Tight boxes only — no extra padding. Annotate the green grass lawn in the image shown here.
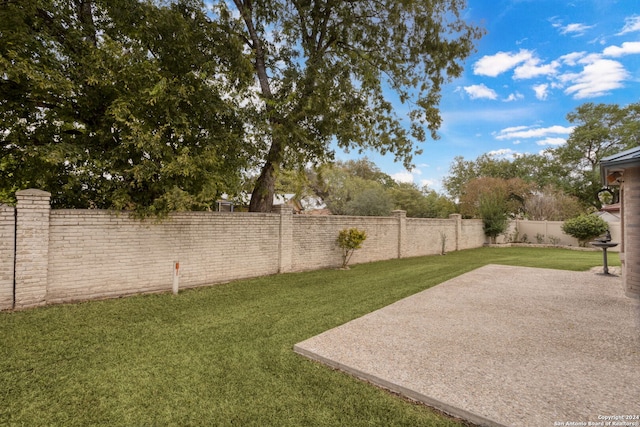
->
[0,247,619,426]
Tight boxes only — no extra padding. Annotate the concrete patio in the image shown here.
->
[294,265,640,427]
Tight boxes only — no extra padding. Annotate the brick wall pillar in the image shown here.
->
[273,205,293,273]
[393,210,406,259]
[622,166,640,299]
[14,189,51,309]
[0,204,15,310]
[449,214,462,251]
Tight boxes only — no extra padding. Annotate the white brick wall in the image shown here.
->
[460,219,486,249]
[4,191,488,309]
[291,215,401,271]
[512,219,621,249]
[406,218,457,257]
[14,189,50,309]
[46,210,281,304]
[0,204,15,310]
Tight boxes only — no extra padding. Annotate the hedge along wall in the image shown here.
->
[4,189,486,310]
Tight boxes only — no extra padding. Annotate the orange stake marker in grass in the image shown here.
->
[173,261,180,295]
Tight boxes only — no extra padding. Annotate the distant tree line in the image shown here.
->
[274,102,639,221]
[444,102,640,221]
[272,158,456,218]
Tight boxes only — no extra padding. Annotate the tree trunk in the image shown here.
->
[233,0,283,212]
[76,0,97,46]
[249,161,276,212]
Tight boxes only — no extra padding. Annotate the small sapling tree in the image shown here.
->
[337,228,367,269]
[561,214,609,246]
[479,193,509,244]
[439,230,447,255]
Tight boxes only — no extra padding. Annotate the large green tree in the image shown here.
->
[389,182,456,218]
[523,185,583,221]
[444,153,565,201]
[1,0,251,214]
[459,177,532,219]
[293,159,456,217]
[305,160,394,215]
[217,0,484,212]
[550,102,640,209]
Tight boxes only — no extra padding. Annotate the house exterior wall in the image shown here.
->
[621,166,640,298]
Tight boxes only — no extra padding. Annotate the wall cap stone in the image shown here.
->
[16,189,51,198]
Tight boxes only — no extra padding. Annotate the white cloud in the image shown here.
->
[473,49,533,77]
[420,179,436,189]
[532,83,549,100]
[617,15,640,35]
[503,92,524,102]
[498,125,530,134]
[536,137,566,146]
[579,52,604,64]
[473,50,559,80]
[514,58,560,79]
[442,107,540,125]
[589,35,608,46]
[495,125,574,140]
[463,84,498,100]
[559,52,587,66]
[487,148,519,159]
[557,23,595,36]
[603,41,640,57]
[563,59,629,99]
[392,171,414,184]
[392,168,427,186]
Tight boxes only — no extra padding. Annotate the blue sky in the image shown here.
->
[336,0,640,194]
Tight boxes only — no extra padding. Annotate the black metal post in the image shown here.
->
[602,247,609,275]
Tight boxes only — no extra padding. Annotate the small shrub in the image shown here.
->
[548,235,561,245]
[506,227,520,243]
[561,214,609,246]
[535,233,545,244]
[439,231,447,255]
[337,228,367,269]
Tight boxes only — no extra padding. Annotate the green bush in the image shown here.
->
[479,193,508,243]
[336,228,367,268]
[561,214,609,246]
